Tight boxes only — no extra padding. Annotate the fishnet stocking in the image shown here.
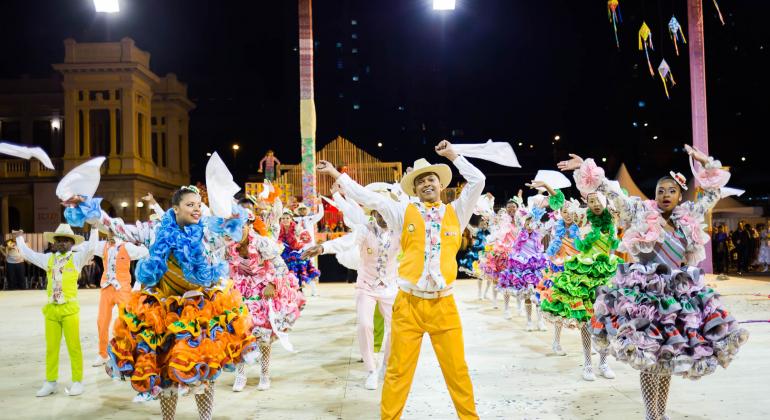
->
[525,301,532,323]
[160,393,178,420]
[194,385,214,420]
[260,343,272,377]
[491,286,498,303]
[477,278,483,299]
[656,374,671,419]
[553,324,563,347]
[483,279,492,299]
[640,372,660,420]
[503,292,510,312]
[580,325,593,372]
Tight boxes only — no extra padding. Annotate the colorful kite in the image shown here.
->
[638,22,655,76]
[668,16,687,56]
[607,0,621,48]
[658,59,676,99]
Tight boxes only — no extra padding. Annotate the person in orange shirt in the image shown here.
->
[91,233,149,367]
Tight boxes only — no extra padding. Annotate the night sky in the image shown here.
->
[1,0,767,204]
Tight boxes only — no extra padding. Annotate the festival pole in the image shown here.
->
[299,0,317,205]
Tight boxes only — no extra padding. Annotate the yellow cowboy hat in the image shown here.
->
[44,224,85,245]
[399,158,452,197]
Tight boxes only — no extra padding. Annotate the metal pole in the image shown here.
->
[688,0,713,273]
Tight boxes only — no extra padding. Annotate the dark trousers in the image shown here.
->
[737,248,750,272]
[5,263,25,289]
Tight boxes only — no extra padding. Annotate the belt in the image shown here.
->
[399,286,453,300]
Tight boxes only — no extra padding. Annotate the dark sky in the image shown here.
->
[1,0,768,203]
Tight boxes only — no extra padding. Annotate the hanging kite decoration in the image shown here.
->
[638,22,655,77]
[657,59,676,99]
[668,15,687,56]
[607,0,621,48]
[712,0,725,26]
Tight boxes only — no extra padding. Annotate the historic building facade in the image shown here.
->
[0,37,194,233]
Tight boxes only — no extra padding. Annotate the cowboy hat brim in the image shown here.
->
[44,232,85,245]
[400,164,452,197]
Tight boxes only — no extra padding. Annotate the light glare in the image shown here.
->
[93,0,120,13]
[433,0,456,11]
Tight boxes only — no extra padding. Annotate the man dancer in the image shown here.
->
[14,224,98,397]
[317,140,484,419]
[91,233,149,367]
[303,185,400,391]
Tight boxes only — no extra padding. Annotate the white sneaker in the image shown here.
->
[503,309,512,320]
[132,392,153,403]
[598,363,616,379]
[364,371,378,390]
[66,381,84,396]
[526,321,535,332]
[537,319,547,331]
[92,355,108,367]
[232,372,247,392]
[35,381,57,397]
[257,375,271,391]
[552,343,567,356]
[582,367,596,381]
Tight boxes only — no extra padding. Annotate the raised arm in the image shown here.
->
[72,227,100,272]
[13,231,49,270]
[685,144,730,217]
[449,155,486,231]
[318,161,405,231]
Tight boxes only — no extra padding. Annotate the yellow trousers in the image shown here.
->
[381,291,478,420]
[42,302,82,382]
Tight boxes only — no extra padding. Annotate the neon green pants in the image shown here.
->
[42,302,83,382]
[373,302,384,353]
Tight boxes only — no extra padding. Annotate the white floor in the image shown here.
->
[0,276,768,419]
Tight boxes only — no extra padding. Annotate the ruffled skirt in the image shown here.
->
[590,263,749,379]
[497,255,547,298]
[541,253,620,328]
[282,248,320,286]
[106,282,258,398]
[232,268,305,344]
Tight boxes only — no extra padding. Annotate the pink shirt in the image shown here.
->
[323,223,400,297]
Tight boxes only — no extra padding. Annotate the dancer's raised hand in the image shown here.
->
[317,160,342,179]
[557,154,584,172]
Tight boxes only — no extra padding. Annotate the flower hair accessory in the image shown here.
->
[669,171,688,191]
[180,185,200,194]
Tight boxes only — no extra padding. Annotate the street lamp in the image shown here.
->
[51,118,61,130]
[232,143,240,164]
[554,135,561,141]
[377,142,383,148]
[433,0,456,10]
[120,201,129,208]
[93,0,120,13]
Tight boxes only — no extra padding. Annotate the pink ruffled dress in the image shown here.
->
[587,157,749,379]
[228,230,306,344]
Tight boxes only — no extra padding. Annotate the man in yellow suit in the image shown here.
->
[317,140,484,419]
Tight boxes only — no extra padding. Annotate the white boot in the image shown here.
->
[517,297,525,316]
[504,309,512,320]
[552,343,567,356]
[364,370,378,390]
[598,363,616,379]
[582,366,596,381]
[232,364,247,392]
[92,354,108,367]
[257,375,271,391]
[66,381,84,396]
[526,321,535,332]
[35,381,57,397]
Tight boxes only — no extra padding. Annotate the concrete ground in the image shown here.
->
[0,275,768,419]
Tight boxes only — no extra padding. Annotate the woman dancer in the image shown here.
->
[562,146,749,419]
[229,198,305,392]
[279,210,320,292]
[497,202,548,330]
[70,186,258,419]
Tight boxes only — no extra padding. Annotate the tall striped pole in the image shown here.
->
[688,0,712,273]
[299,0,317,204]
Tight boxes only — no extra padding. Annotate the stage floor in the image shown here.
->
[1,276,768,419]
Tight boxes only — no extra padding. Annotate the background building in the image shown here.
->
[0,37,194,233]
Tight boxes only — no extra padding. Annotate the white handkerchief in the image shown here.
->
[453,140,521,167]
[205,152,240,218]
[720,186,745,198]
[0,142,55,169]
[56,157,106,200]
[534,170,571,190]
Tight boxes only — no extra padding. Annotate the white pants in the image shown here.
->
[355,289,395,372]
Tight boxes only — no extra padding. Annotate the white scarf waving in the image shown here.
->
[452,140,521,168]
